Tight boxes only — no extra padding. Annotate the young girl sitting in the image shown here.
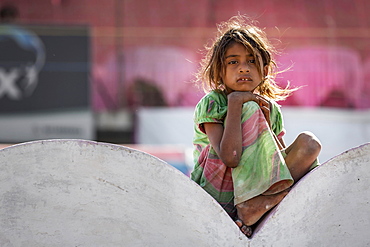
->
[191,15,321,238]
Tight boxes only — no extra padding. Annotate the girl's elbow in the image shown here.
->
[225,162,239,168]
[221,155,240,168]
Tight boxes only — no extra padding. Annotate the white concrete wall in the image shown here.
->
[1,140,369,246]
[0,140,248,247]
[252,143,370,246]
[282,107,370,163]
[137,107,370,163]
[0,110,94,142]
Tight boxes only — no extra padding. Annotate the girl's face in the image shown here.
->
[221,42,266,94]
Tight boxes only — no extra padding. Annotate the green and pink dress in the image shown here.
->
[191,90,294,218]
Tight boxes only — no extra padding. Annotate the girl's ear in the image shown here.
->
[219,66,225,82]
[263,65,269,77]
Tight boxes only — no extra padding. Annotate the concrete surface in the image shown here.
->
[0,139,247,247]
[252,142,370,246]
[1,140,369,246]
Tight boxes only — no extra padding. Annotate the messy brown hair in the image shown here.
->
[196,15,296,101]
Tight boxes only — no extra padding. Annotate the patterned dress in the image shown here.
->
[191,90,294,218]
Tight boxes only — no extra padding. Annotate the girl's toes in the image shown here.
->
[235,219,253,238]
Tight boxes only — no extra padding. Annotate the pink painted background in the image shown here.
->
[5,0,369,110]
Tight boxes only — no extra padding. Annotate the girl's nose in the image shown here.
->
[239,64,250,73]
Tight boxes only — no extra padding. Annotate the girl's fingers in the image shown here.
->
[260,106,270,118]
[260,105,271,127]
[254,95,271,126]
[256,96,268,106]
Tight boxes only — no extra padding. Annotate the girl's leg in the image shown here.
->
[236,189,289,227]
[284,131,322,181]
[233,102,294,237]
[233,101,293,203]
[236,132,321,236]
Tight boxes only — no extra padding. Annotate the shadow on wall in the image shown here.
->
[127,78,167,108]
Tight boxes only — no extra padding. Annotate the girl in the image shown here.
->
[191,15,321,238]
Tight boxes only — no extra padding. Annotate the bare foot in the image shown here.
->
[262,180,292,196]
[235,219,253,238]
[236,190,289,226]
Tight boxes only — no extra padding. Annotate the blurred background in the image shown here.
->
[0,0,369,175]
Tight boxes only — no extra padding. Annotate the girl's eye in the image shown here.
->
[248,59,255,63]
[228,60,238,65]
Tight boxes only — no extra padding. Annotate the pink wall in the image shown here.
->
[2,0,369,110]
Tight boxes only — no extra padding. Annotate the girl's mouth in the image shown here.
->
[237,77,252,82]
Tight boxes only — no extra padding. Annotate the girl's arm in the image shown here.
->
[258,95,286,150]
[204,92,258,168]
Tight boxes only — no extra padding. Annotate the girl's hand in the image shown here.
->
[227,92,271,126]
[256,95,271,127]
[256,95,285,150]
[227,91,258,105]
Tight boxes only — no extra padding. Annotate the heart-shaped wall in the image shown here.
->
[0,140,369,246]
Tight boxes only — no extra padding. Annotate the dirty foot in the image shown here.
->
[235,219,253,238]
[262,180,292,195]
[236,190,289,226]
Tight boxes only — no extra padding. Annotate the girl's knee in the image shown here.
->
[297,131,322,156]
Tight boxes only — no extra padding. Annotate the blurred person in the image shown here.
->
[191,15,321,238]
[127,78,167,108]
[0,3,18,23]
